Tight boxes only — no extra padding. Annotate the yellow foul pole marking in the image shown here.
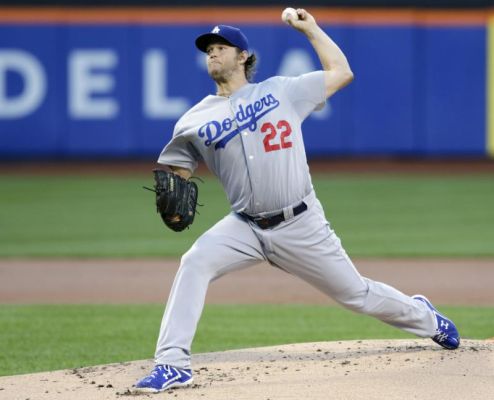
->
[488,15,494,157]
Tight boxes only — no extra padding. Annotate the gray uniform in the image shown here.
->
[155,71,435,369]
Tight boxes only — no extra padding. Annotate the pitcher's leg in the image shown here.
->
[266,201,436,338]
[155,213,264,369]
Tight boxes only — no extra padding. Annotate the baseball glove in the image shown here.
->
[146,169,199,232]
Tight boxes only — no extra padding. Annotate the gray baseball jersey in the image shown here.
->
[153,72,437,370]
[158,71,325,216]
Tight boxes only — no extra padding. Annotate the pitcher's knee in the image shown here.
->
[179,246,220,280]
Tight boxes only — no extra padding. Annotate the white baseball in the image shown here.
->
[281,7,298,24]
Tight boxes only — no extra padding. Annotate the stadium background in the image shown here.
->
[1,0,494,384]
[0,1,493,158]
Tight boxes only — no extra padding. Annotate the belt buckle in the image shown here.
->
[254,216,271,229]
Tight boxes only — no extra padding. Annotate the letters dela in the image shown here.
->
[0,49,189,120]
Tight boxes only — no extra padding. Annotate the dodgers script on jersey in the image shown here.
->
[158,71,326,215]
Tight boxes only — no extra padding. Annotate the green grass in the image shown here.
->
[0,174,493,258]
[317,175,494,257]
[0,175,230,258]
[1,304,493,376]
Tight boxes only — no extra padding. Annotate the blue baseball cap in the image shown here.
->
[195,25,249,53]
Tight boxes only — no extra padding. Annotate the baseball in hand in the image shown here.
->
[281,7,298,24]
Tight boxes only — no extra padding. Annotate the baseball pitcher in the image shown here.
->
[134,8,460,393]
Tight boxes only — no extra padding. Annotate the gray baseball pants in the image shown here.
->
[154,190,436,369]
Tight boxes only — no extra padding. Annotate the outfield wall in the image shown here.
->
[0,7,492,158]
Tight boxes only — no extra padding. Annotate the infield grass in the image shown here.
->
[0,174,493,258]
[1,304,493,376]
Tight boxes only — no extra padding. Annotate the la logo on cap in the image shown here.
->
[212,26,220,33]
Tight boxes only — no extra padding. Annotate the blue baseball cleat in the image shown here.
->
[413,294,460,350]
[134,364,193,393]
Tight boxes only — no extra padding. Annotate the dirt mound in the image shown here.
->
[1,339,492,400]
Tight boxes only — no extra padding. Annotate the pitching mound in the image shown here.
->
[1,339,492,400]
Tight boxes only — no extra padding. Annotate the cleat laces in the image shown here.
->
[162,365,176,379]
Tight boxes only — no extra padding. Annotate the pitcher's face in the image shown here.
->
[206,43,245,82]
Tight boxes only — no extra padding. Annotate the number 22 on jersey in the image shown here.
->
[261,120,292,152]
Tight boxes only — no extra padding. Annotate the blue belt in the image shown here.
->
[239,202,308,230]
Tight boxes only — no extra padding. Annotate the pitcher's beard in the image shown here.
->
[211,72,228,84]
[208,63,241,84]
[209,69,231,84]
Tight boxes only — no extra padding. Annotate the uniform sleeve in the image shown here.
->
[157,123,200,173]
[278,71,326,121]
